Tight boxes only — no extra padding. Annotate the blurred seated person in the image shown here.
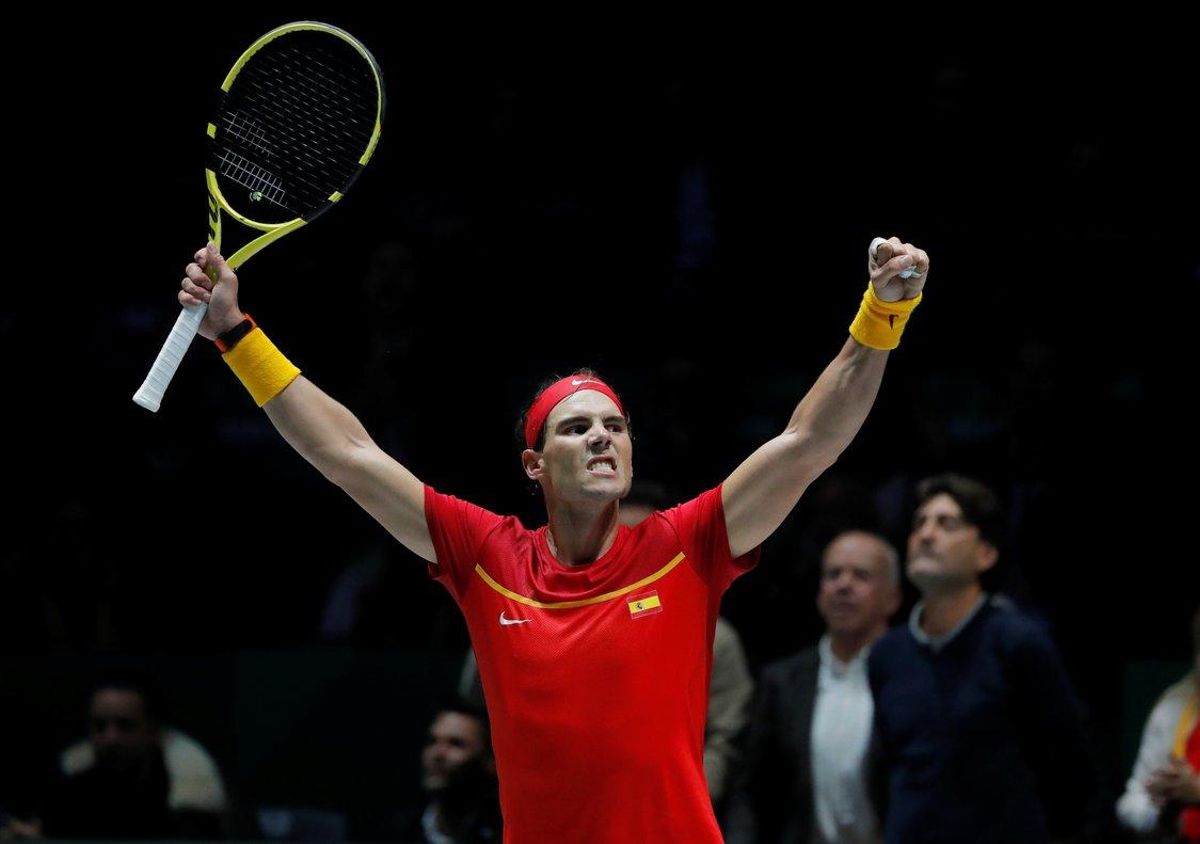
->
[2,668,226,839]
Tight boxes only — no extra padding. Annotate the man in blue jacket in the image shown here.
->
[868,473,1092,843]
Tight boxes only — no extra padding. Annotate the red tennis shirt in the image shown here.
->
[425,484,759,842]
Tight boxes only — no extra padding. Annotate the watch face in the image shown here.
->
[217,317,254,351]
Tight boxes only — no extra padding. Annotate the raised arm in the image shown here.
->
[722,237,927,558]
[182,244,435,562]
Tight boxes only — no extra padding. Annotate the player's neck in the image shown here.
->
[545,502,619,566]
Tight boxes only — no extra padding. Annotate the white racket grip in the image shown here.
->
[869,236,922,279]
[132,303,208,412]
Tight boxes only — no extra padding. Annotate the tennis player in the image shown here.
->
[178,235,928,842]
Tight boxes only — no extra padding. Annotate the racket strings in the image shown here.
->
[213,33,378,219]
[223,111,271,155]
[216,144,289,209]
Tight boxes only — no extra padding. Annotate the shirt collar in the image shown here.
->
[908,593,987,652]
[818,632,872,677]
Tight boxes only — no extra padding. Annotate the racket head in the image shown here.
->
[208,22,385,231]
[131,22,385,413]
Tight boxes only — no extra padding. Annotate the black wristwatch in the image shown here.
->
[214,314,256,353]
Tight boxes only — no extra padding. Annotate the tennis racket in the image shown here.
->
[133,21,385,412]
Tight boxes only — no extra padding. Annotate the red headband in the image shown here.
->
[524,376,625,448]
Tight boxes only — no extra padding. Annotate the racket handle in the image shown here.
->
[132,304,208,412]
[869,236,923,279]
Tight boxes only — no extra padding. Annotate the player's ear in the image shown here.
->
[522,449,544,482]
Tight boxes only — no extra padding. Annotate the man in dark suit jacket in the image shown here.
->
[727,530,900,844]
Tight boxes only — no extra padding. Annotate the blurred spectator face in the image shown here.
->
[907,493,997,593]
[817,532,899,637]
[422,712,490,794]
[89,688,159,770]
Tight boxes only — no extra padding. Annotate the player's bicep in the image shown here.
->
[722,430,828,557]
[336,444,435,562]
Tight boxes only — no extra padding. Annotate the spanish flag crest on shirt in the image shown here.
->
[628,590,662,618]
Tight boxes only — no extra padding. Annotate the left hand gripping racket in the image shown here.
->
[133,21,385,412]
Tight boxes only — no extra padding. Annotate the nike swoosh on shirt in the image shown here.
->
[499,611,532,626]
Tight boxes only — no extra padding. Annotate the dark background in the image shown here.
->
[2,13,1193,838]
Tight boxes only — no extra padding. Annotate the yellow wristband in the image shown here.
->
[221,326,301,406]
[848,284,923,350]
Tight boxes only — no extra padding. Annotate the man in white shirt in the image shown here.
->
[727,530,900,844]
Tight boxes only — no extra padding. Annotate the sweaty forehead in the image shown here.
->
[545,390,622,427]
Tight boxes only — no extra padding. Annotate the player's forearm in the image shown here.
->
[721,339,889,556]
[216,321,380,481]
[264,376,376,479]
[264,374,432,560]
[782,337,888,464]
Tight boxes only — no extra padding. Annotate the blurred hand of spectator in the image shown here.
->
[1147,756,1200,806]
